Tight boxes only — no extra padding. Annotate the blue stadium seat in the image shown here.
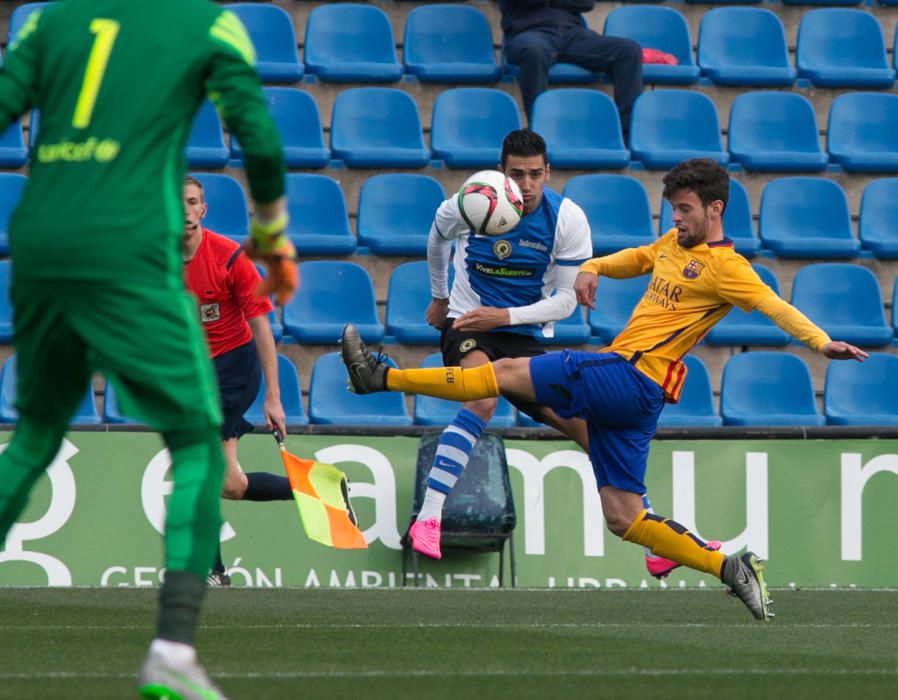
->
[0,355,100,425]
[541,306,592,346]
[309,352,411,426]
[0,173,27,255]
[283,173,356,256]
[727,92,827,172]
[604,6,700,85]
[102,382,140,425]
[827,92,898,173]
[720,352,824,427]
[6,2,47,45]
[230,88,328,168]
[563,175,654,255]
[190,173,248,243]
[587,275,650,344]
[304,4,402,83]
[357,174,444,256]
[629,90,728,170]
[330,88,430,168]
[659,178,760,258]
[824,353,898,426]
[0,260,11,342]
[244,354,308,427]
[283,262,383,344]
[414,353,516,427]
[530,90,629,169]
[790,263,892,346]
[0,120,28,168]
[859,178,898,259]
[226,3,303,82]
[385,261,446,345]
[503,37,597,85]
[697,8,796,87]
[186,100,228,168]
[267,309,283,344]
[403,5,500,83]
[894,281,898,338]
[758,177,860,258]
[430,89,521,168]
[796,9,895,88]
[657,355,723,428]
[704,264,790,346]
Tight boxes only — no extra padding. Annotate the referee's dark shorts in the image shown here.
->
[213,340,261,441]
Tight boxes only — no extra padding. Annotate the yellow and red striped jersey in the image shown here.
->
[580,229,830,402]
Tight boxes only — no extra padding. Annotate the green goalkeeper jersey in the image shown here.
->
[0,0,285,285]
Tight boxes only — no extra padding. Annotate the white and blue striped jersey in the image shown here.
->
[431,187,592,338]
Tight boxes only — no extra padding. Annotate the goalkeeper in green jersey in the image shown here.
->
[0,1,297,698]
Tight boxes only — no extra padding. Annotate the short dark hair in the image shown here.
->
[661,159,728,210]
[500,129,547,167]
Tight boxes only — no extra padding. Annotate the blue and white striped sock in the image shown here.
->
[417,409,487,522]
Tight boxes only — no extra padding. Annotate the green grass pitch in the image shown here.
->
[0,588,896,699]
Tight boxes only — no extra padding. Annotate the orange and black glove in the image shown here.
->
[244,211,298,305]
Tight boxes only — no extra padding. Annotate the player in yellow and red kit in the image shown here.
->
[341,159,868,621]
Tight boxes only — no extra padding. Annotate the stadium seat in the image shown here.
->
[267,308,283,345]
[6,2,47,45]
[414,353,516,427]
[230,88,328,168]
[385,262,448,345]
[190,173,248,242]
[587,275,650,344]
[790,263,892,346]
[628,90,728,170]
[0,120,28,168]
[758,178,860,258]
[858,178,898,259]
[283,261,383,344]
[0,355,100,425]
[720,352,824,427]
[0,260,11,342]
[604,6,701,85]
[727,92,827,172]
[244,354,308,427]
[541,306,592,346]
[657,355,722,428]
[186,99,228,168]
[308,352,411,426]
[403,5,501,83]
[330,88,430,168]
[0,173,27,255]
[824,353,898,426]
[704,264,790,346]
[659,178,760,258]
[796,9,895,88]
[827,92,898,173]
[304,3,402,83]
[530,90,629,170]
[283,173,356,256]
[563,175,654,255]
[225,3,303,82]
[356,174,444,256]
[697,8,796,86]
[894,281,898,338]
[430,89,521,168]
[503,41,597,85]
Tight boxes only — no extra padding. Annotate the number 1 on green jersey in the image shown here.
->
[72,18,120,129]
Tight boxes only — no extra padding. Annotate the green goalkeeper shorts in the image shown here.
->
[10,278,221,433]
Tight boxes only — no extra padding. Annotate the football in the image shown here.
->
[457,170,524,236]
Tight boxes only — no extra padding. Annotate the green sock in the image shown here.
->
[156,570,206,645]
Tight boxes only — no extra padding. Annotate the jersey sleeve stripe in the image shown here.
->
[209,11,256,66]
[9,9,42,51]
[555,257,589,267]
[225,247,244,270]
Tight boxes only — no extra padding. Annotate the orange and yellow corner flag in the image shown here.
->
[279,448,367,549]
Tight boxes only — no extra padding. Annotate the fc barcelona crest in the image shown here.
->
[683,259,705,280]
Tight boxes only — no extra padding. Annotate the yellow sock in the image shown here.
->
[622,509,725,578]
[385,363,499,402]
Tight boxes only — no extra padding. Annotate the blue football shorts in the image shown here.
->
[529,350,665,494]
[213,340,261,441]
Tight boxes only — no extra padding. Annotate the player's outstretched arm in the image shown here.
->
[574,271,598,310]
[821,341,868,362]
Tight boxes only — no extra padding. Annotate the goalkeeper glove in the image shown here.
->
[245,211,299,305]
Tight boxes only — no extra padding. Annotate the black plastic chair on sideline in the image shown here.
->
[402,431,517,588]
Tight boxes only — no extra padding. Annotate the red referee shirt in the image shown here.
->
[184,228,273,358]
